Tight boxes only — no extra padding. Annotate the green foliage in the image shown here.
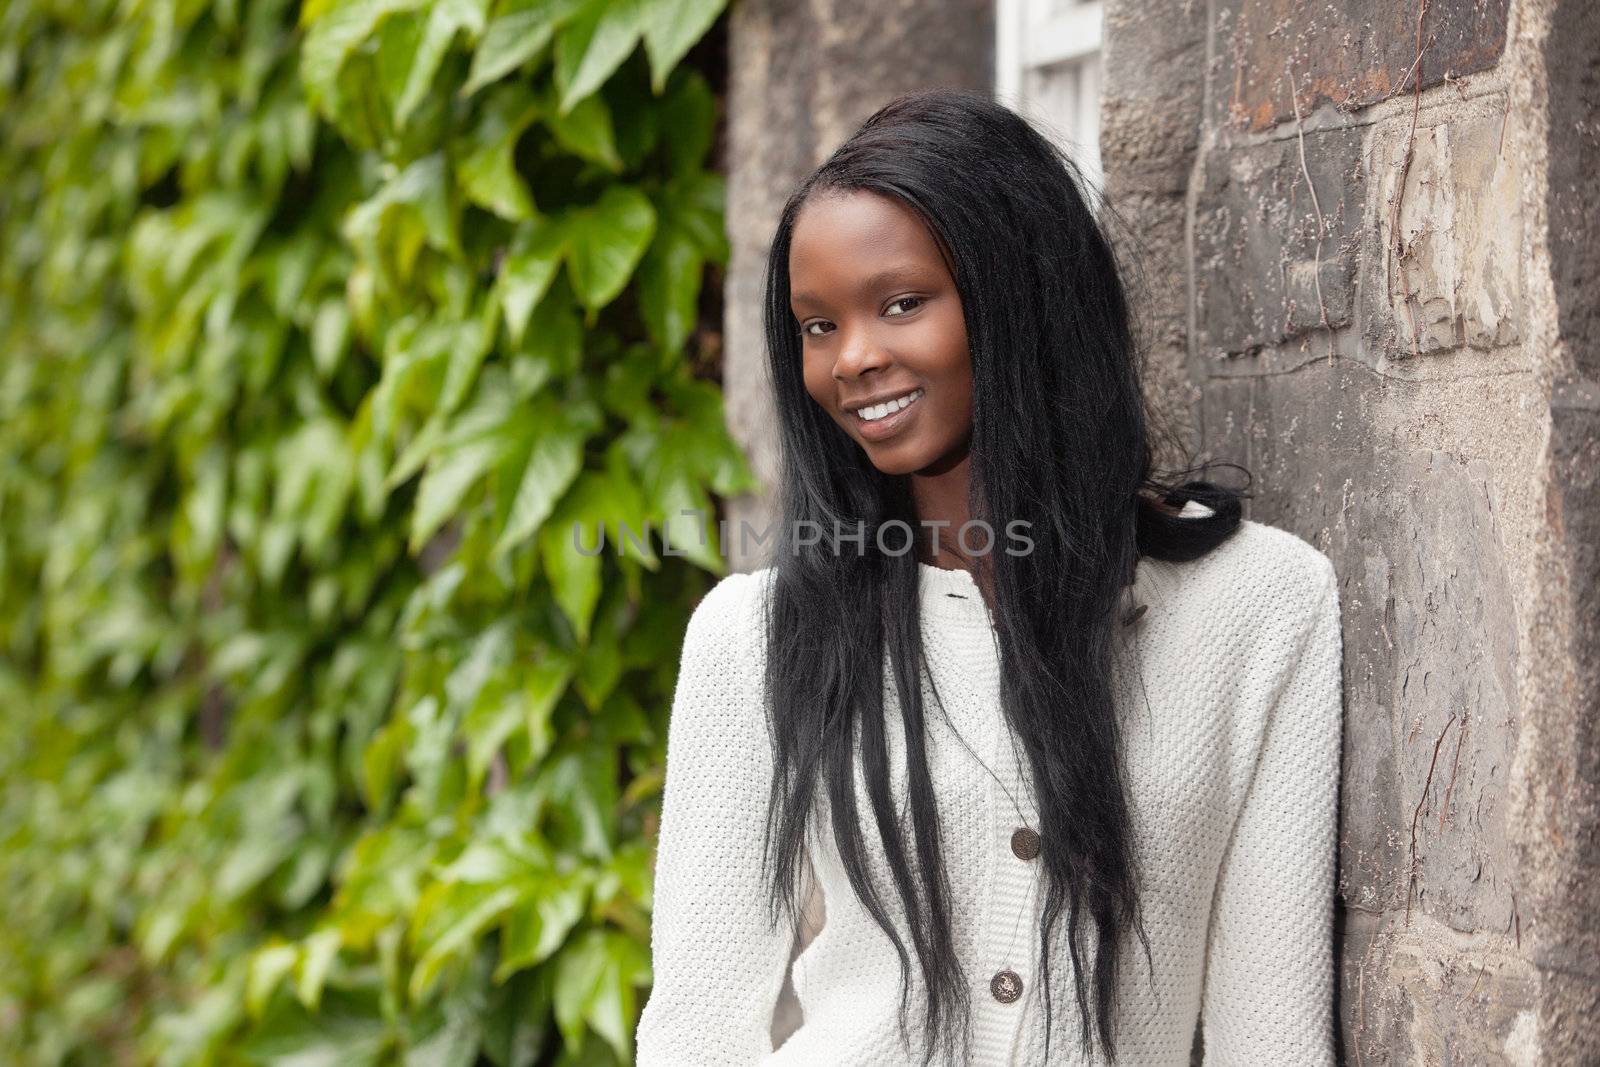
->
[0,0,751,1063]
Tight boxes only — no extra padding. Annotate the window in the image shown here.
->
[996,0,1105,205]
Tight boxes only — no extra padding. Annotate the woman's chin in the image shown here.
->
[857,440,937,477]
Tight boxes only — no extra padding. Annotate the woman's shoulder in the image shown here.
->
[1140,517,1339,643]
[679,566,776,661]
[1214,517,1337,595]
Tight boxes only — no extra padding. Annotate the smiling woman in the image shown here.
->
[789,191,974,484]
[636,88,1344,1067]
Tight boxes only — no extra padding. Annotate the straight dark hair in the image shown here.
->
[757,88,1248,1065]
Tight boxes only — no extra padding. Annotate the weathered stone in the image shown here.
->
[1101,0,1206,197]
[1546,0,1600,380]
[1210,0,1510,133]
[1387,924,1541,1066]
[1366,106,1525,360]
[1338,911,1417,1065]
[1102,0,1210,465]
[1201,361,1522,932]
[1194,128,1363,360]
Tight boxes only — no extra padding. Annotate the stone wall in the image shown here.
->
[1100,0,1599,1061]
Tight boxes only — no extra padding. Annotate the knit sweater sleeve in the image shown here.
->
[1199,557,1343,1065]
[635,570,797,1066]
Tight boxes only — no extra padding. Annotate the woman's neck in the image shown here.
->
[910,447,975,571]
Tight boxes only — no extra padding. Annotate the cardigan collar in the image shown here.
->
[914,498,1211,628]
[915,555,1169,630]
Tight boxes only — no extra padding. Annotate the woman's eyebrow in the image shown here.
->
[791,266,930,307]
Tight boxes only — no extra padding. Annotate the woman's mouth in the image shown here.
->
[849,387,924,441]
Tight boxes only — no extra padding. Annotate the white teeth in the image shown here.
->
[856,388,923,422]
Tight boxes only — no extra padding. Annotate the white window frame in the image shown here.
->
[996,0,1106,205]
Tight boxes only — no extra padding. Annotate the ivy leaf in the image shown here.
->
[497,217,567,344]
[301,0,427,119]
[532,747,617,860]
[242,987,392,1067]
[553,0,645,114]
[481,970,552,1067]
[408,881,523,1003]
[344,154,459,275]
[494,874,587,980]
[657,68,715,175]
[636,216,702,352]
[662,375,758,497]
[383,317,496,490]
[642,0,724,95]
[542,84,622,171]
[296,927,343,1011]
[461,0,582,96]
[493,404,588,560]
[551,928,650,1062]
[409,389,517,553]
[563,185,655,314]
[659,170,727,262]
[520,281,586,379]
[246,942,301,1020]
[458,86,542,220]
[650,442,721,573]
[537,452,653,643]
[394,0,492,128]
[463,656,571,785]
[311,297,353,380]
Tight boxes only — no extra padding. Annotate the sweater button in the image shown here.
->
[990,969,1023,1003]
[1010,826,1041,861]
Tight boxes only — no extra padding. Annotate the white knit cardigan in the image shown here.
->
[635,517,1344,1066]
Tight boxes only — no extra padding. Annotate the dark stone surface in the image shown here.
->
[1193,128,1364,361]
[1536,4,1600,1059]
[1538,386,1600,1062]
[1547,0,1600,380]
[1338,911,1418,1066]
[1102,0,1211,462]
[1101,0,1207,196]
[1200,360,1521,937]
[1211,0,1511,132]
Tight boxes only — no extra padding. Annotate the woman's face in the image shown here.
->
[788,189,974,477]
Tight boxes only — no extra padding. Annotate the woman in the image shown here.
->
[635,88,1343,1066]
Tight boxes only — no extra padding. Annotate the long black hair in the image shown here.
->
[757,87,1249,1065]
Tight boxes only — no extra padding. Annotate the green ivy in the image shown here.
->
[0,0,751,1063]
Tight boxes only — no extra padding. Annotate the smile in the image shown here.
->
[852,387,924,422]
[849,387,924,442]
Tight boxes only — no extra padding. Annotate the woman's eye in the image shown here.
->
[802,320,833,337]
[885,296,923,317]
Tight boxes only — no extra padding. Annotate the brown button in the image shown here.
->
[990,969,1023,1003]
[1010,826,1041,861]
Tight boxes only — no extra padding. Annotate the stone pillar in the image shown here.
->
[1100,0,1600,1061]
[721,0,994,1045]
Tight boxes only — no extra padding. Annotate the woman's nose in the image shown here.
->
[833,325,890,381]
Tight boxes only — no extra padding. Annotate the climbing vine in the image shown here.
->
[0,0,749,1063]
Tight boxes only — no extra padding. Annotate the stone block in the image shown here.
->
[1210,0,1510,133]
[1366,108,1524,360]
[1200,361,1521,933]
[1194,128,1363,361]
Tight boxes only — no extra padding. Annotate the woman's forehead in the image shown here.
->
[789,191,948,293]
